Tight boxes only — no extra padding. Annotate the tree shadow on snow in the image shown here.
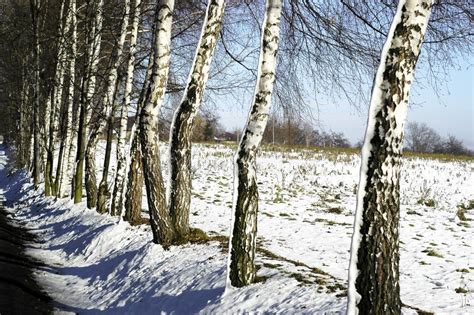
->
[54,286,225,314]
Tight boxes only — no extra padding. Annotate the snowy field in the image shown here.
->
[0,143,473,314]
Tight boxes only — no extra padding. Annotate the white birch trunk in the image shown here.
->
[43,96,52,168]
[123,48,154,225]
[167,0,226,242]
[58,0,77,197]
[96,0,131,214]
[84,0,103,140]
[85,0,108,209]
[111,0,142,216]
[139,0,176,246]
[347,1,433,314]
[49,0,67,186]
[75,0,103,204]
[227,0,282,288]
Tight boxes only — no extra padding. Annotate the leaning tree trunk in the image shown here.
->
[167,0,225,243]
[96,0,130,214]
[30,0,41,189]
[74,0,103,204]
[58,0,77,197]
[347,1,433,314]
[123,48,154,225]
[139,0,176,246]
[227,0,282,288]
[111,0,141,216]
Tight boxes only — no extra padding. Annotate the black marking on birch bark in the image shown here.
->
[354,2,432,314]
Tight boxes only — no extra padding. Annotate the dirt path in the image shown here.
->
[0,147,53,314]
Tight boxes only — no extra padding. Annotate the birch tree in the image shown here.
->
[73,0,104,203]
[96,0,131,214]
[53,0,74,197]
[57,0,77,197]
[139,0,176,246]
[45,0,67,196]
[111,0,142,216]
[167,0,225,242]
[29,0,41,188]
[84,0,105,209]
[227,0,282,288]
[123,48,154,225]
[347,1,433,314]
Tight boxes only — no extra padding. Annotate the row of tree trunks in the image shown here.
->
[46,0,67,197]
[347,1,433,314]
[84,0,104,210]
[227,0,283,288]
[96,0,131,214]
[73,0,104,204]
[57,0,77,198]
[52,0,73,197]
[111,0,142,216]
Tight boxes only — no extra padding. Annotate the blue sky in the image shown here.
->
[217,58,474,150]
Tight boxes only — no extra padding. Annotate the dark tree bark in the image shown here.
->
[123,135,144,225]
[84,128,99,208]
[123,48,154,225]
[347,1,433,314]
[44,90,55,196]
[96,115,114,213]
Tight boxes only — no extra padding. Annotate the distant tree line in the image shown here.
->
[259,115,351,148]
[405,122,472,156]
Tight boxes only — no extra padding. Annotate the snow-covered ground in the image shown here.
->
[0,143,473,314]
